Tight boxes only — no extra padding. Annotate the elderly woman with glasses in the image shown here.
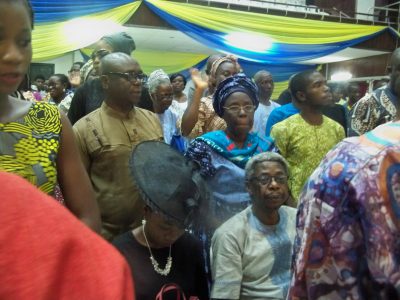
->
[211,152,297,300]
[185,74,276,261]
[113,141,209,300]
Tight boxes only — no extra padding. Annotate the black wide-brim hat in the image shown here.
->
[130,141,208,227]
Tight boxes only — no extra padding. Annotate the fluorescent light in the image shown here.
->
[63,18,124,49]
[224,32,274,53]
[331,71,353,81]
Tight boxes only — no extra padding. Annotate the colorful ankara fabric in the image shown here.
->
[265,102,299,136]
[0,102,61,195]
[196,130,274,169]
[211,206,297,300]
[271,114,345,200]
[289,121,400,299]
[213,73,259,117]
[348,85,397,136]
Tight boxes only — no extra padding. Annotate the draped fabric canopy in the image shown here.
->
[29,0,396,96]
[144,0,394,64]
[32,2,140,61]
[31,0,134,23]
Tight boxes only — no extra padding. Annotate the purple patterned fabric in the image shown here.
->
[289,122,400,299]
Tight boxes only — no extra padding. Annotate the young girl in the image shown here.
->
[0,0,100,232]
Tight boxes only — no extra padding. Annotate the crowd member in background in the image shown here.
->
[33,74,46,91]
[114,141,209,300]
[73,53,163,240]
[68,32,136,124]
[331,84,346,104]
[252,70,280,136]
[186,54,223,104]
[48,73,74,113]
[147,69,179,145]
[289,79,400,299]
[343,82,362,111]
[266,75,347,136]
[68,61,84,89]
[265,97,300,136]
[181,56,239,138]
[29,74,47,101]
[169,73,188,118]
[270,70,345,201]
[322,85,348,134]
[0,0,100,232]
[349,48,400,136]
[186,74,276,271]
[211,152,296,300]
[0,172,134,300]
[276,88,292,105]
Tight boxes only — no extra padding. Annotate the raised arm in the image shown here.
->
[181,68,208,137]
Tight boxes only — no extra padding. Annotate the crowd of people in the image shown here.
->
[0,0,399,299]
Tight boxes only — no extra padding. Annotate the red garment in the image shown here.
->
[0,172,135,300]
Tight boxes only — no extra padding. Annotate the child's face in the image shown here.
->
[0,1,32,95]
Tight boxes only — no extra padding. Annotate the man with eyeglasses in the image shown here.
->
[73,53,163,241]
[211,152,296,300]
[68,32,136,125]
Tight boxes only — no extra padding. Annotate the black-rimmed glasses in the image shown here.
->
[105,72,146,83]
[250,174,288,186]
[223,105,255,114]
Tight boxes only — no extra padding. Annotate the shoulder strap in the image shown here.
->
[155,283,187,300]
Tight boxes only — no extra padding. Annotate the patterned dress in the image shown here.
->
[0,102,61,195]
[348,85,397,136]
[289,122,400,299]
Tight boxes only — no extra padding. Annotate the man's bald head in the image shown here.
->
[253,70,272,84]
[99,52,139,75]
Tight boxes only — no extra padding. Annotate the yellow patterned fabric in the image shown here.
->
[0,102,62,194]
[271,114,345,201]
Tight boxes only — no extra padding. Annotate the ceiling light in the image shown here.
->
[223,32,274,53]
[63,18,124,49]
[331,71,353,81]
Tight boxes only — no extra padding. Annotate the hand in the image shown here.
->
[190,68,208,90]
[69,72,81,88]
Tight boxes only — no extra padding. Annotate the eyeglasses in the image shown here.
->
[250,174,288,186]
[223,105,255,114]
[105,72,146,83]
[91,49,111,60]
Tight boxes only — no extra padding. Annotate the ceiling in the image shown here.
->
[124,25,389,64]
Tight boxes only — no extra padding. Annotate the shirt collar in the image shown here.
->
[101,101,136,119]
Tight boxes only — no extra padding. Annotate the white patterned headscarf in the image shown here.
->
[147,69,171,94]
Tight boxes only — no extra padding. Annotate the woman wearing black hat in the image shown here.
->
[113,141,209,300]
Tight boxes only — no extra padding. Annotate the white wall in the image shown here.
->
[356,0,376,20]
[35,50,85,76]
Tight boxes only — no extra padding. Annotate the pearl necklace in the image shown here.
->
[142,221,172,276]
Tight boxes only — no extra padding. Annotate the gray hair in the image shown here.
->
[147,69,171,94]
[245,152,290,181]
